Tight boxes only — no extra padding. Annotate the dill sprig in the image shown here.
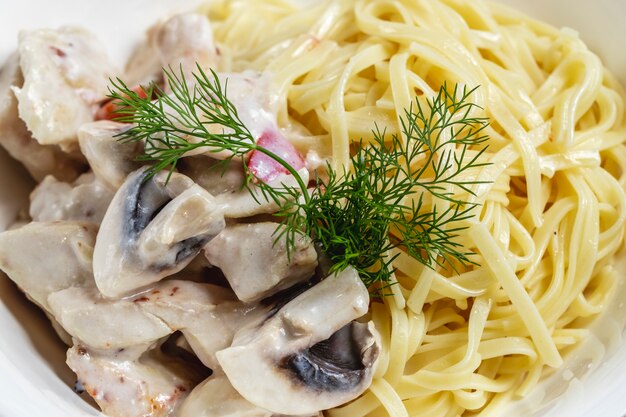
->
[108,65,308,194]
[276,84,490,287]
[109,65,490,289]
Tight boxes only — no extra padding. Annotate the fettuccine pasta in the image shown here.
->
[202,0,626,415]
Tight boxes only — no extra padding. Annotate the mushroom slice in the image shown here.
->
[48,278,243,369]
[29,172,115,224]
[48,286,172,351]
[67,344,199,417]
[134,280,241,369]
[216,267,380,415]
[77,121,143,189]
[93,168,225,298]
[204,222,318,302]
[13,27,117,147]
[0,221,96,311]
[179,375,322,417]
[0,52,84,182]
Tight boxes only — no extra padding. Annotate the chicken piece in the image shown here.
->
[13,27,117,148]
[216,167,309,218]
[125,13,219,87]
[48,286,172,351]
[204,222,318,302]
[49,278,249,370]
[77,121,143,189]
[0,221,96,311]
[29,172,115,224]
[0,52,84,182]
[67,344,200,417]
[145,72,279,163]
[215,71,277,142]
[178,156,246,196]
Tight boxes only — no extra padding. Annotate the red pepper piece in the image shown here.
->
[95,86,149,121]
[248,129,305,183]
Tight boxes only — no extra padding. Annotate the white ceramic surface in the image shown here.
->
[1,1,626,417]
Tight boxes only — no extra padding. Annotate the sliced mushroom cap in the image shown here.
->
[13,27,117,147]
[67,344,200,417]
[179,374,322,417]
[77,121,143,189]
[93,167,225,298]
[48,286,172,351]
[216,267,380,415]
[134,280,241,369]
[0,221,96,311]
[204,222,318,302]
[0,52,84,182]
[29,172,115,224]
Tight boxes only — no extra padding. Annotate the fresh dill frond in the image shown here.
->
[108,65,490,289]
[277,84,490,288]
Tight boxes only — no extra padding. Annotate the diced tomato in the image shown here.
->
[95,86,149,121]
[248,129,305,183]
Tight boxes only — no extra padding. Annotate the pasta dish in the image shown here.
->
[0,0,624,416]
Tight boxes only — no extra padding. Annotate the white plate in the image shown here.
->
[1,1,626,417]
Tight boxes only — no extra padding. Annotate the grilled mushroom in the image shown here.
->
[93,167,225,298]
[204,222,318,302]
[216,267,380,415]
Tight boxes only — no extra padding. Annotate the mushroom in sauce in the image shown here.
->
[178,374,322,417]
[216,267,380,415]
[93,167,225,298]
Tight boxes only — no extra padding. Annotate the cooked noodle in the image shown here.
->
[202,0,626,415]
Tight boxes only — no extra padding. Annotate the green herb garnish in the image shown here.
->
[109,65,490,289]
